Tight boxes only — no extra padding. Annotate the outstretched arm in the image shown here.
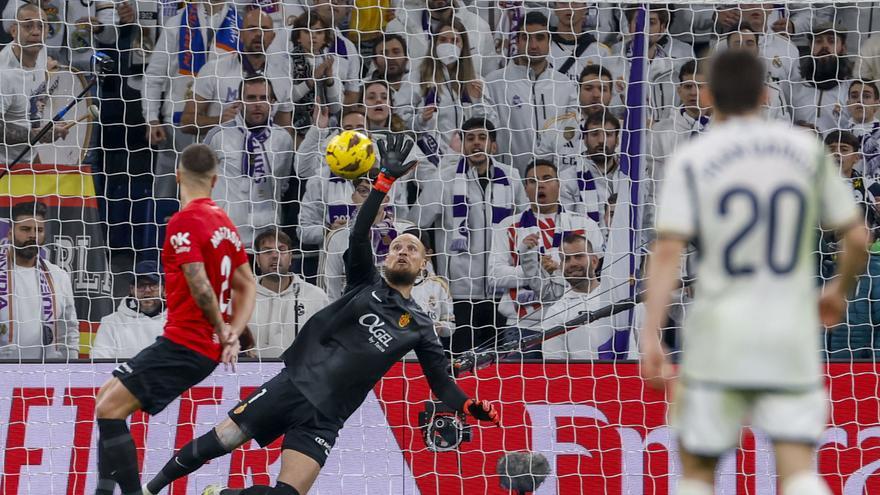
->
[415,336,501,426]
[344,133,417,288]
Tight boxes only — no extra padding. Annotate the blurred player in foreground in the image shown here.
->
[94,144,256,495]
[142,134,500,495]
[640,50,870,495]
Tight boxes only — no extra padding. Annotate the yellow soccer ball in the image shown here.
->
[325,130,377,180]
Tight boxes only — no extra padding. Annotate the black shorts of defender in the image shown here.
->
[112,337,218,415]
[228,372,344,467]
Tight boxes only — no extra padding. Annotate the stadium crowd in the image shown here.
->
[0,1,879,361]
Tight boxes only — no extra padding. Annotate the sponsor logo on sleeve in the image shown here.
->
[170,232,191,254]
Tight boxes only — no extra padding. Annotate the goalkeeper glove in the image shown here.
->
[374,133,416,193]
[464,398,501,426]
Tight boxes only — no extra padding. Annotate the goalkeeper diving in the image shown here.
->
[141,134,500,495]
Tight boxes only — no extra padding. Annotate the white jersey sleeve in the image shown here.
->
[655,152,697,239]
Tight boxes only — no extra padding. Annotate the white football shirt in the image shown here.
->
[656,116,859,388]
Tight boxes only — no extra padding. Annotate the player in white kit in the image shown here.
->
[640,50,871,495]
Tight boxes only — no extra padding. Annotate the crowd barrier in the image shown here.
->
[0,362,876,494]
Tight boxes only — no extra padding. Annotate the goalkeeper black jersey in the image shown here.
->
[281,189,468,424]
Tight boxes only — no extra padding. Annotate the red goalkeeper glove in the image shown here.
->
[464,398,500,426]
[374,133,416,193]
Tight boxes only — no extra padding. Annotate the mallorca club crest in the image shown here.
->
[399,313,411,328]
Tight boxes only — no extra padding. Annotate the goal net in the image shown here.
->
[0,1,877,493]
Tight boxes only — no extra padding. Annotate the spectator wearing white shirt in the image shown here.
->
[206,76,294,248]
[182,8,294,139]
[363,80,442,226]
[296,107,412,245]
[436,117,528,351]
[713,4,802,95]
[2,0,119,71]
[845,80,880,177]
[413,19,495,159]
[311,0,363,105]
[549,1,617,82]
[559,112,622,241]
[288,11,342,141]
[484,11,579,173]
[249,229,328,358]
[724,29,789,121]
[385,0,500,78]
[792,25,854,134]
[577,65,621,125]
[144,0,241,199]
[609,6,694,124]
[91,261,165,360]
[491,160,602,329]
[0,202,78,361]
[0,4,70,165]
[541,233,619,360]
[367,34,420,130]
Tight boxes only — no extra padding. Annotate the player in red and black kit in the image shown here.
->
[93,144,257,495]
[140,135,500,495]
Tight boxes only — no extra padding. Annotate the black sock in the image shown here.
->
[233,482,299,495]
[147,429,230,494]
[96,418,142,495]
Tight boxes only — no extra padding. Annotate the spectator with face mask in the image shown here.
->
[91,261,166,360]
[385,0,500,78]
[250,229,328,358]
[792,25,854,134]
[205,77,294,248]
[412,20,496,159]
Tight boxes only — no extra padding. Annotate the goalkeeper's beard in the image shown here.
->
[385,265,419,287]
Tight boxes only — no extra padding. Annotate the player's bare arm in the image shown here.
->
[220,263,257,366]
[182,262,226,339]
[640,235,687,390]
[227,263,256,335]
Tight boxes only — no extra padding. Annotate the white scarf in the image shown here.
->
[450,157,516,253]
[0,244,57,348]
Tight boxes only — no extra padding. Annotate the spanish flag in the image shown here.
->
[0,164,114,357]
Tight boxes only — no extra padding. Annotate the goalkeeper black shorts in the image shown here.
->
[112,337,217,415]
[228,371,344,467]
